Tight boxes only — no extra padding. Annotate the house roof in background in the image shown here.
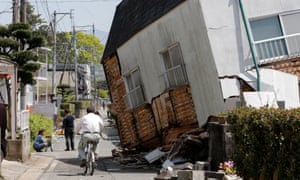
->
[102,0,186,61]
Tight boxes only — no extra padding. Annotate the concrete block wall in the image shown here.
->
[6,130,31,162]
[177,170,224,180]
[208,122,234,171]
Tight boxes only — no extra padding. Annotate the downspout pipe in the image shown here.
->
[238,0,261,91]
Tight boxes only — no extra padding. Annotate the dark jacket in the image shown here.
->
[63,114,75,129]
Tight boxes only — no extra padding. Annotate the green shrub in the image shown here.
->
[73,100,92,109]
[226,107,300,179]
[29,113,53,142]
[98,89,109,98]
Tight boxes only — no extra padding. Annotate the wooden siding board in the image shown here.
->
[103,56,139,148]
[103,56,199,151]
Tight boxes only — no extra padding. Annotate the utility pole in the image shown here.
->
[51,10,72,128]
[20,0,27,23]
[12,0,19,23]
[93,24,95,36]
[51,10,72,97]
[71,10,79,102]
[52,11,57,97]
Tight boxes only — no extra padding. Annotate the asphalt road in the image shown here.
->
[37,134,158,180]
[24,105,158,180]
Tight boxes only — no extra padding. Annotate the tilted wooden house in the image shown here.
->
[102,0,300,150]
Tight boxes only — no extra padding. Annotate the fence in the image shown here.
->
[17,110,29,131]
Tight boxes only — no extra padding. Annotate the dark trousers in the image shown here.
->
[64,128,74,150]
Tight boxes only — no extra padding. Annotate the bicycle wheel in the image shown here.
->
[84,151,89,175]
[88,152,95,175]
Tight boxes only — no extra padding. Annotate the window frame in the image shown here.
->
[160,42,188,89]
[123,67,146,109]
[250,10,300,61]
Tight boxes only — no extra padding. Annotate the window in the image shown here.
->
[161,43,188,89]
[124,68,145,109]
[250,16,287,60]
[250,10,300,61]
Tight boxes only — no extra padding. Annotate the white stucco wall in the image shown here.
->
[245,69,300,109]
[118,0,226,126]
[200,0,300,76]
[242,0,300,19]
[200,0,248,76]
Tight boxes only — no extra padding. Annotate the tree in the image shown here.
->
[62,31,104,64]
[26,3,46,30]
[0,23,45,97]
[56,84,74,103]
[76,31,104,64]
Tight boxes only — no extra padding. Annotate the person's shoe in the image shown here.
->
[80,159,86,167]
[64,149,70,151]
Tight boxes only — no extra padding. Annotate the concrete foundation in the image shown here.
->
[6,130,31,162]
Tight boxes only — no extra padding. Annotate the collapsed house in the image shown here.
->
[101,0,300,163]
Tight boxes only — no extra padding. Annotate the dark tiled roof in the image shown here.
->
[102,0,186,61]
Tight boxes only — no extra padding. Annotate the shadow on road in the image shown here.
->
[56,156,159,174]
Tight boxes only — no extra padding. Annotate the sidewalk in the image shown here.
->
[1,153,54,180]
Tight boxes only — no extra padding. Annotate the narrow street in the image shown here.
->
[1,109,158,180]
[22,134,157,180]
[37,109,158,180]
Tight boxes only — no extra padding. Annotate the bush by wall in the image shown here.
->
[226,107,300,179]
[29,113,53,142]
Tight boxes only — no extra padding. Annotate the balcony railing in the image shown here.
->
[123,85,145,109]
[17,110,29,131]
[253,32,300,63]
[162,64,188,89]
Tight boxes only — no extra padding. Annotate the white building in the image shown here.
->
[102,0,300,148]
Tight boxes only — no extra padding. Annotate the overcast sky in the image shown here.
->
[0,0,121,33]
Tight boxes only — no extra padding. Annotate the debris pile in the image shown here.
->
[111,127,210,172]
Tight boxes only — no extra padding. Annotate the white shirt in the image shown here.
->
[76,113,104,134]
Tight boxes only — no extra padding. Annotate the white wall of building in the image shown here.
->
[247,69,300,109]
[117,0,300,126]
[200,0,248,76]
[242,0,300,19]
[118,0,226,126]
[200,0,300,75]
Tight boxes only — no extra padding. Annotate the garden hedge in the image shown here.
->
[226,107,300,179]
[29,113,53,142]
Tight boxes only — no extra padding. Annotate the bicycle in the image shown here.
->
[83,140,97,176]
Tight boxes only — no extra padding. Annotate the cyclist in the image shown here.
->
[76,106,104,167]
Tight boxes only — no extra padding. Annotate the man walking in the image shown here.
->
[76,106,104,167]
[62,108,75,151]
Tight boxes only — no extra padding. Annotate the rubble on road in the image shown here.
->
[111,127,210,172]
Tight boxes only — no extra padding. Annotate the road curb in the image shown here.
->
[17,154,55,180]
